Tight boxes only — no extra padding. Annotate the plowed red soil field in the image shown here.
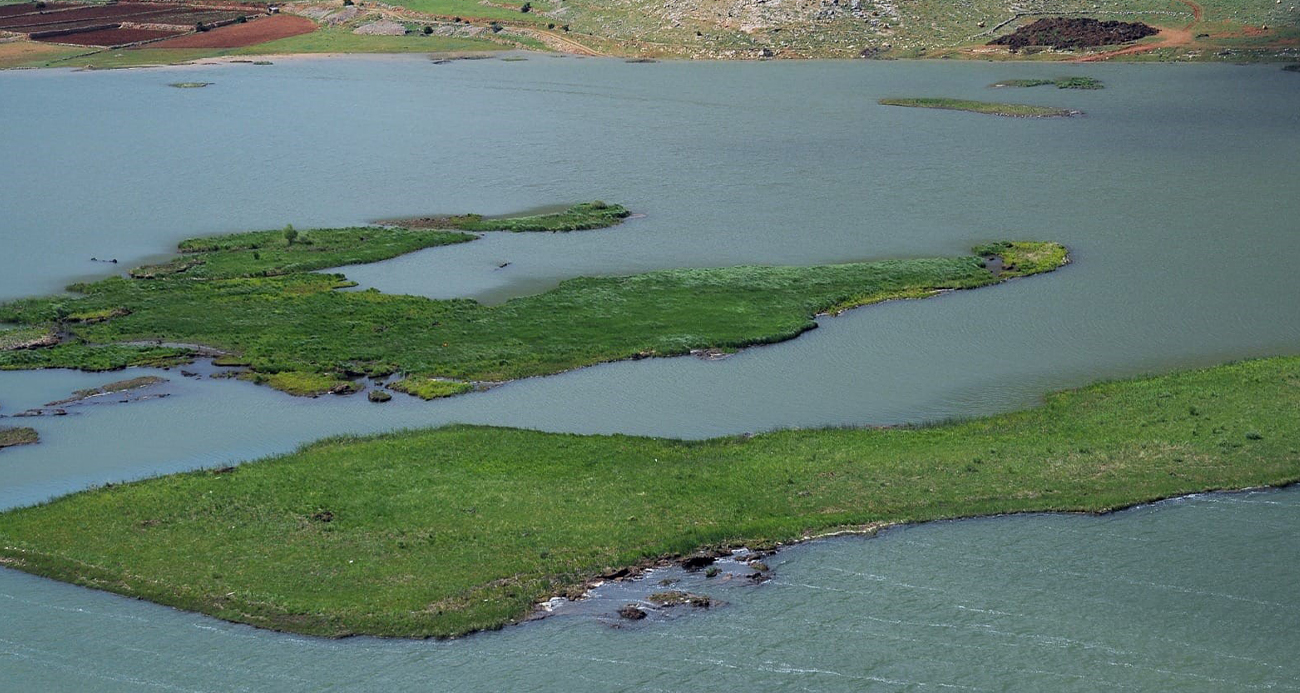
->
[0,4,170,29]
[0,3,76,18]
[146,14,314,48]
[43,27,182,45]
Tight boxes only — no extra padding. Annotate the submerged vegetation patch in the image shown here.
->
[879,98,1078,118]
[991,77,1103,89]
[381,201,631,232]
[45,376,166,406]
[0,202,1066,398]
[0,357,1294,637]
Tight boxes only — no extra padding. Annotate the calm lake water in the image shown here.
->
[1,56,1298,690]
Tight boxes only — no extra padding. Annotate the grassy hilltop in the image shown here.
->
[0,356,1295,637]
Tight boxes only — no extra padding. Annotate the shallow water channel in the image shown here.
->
[1,57,1298,690]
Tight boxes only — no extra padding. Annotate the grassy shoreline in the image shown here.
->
[0,205,1066,397]
[0,356,1295,637]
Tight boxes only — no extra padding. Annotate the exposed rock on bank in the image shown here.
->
[353,20,406,36]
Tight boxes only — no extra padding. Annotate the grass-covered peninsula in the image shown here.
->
[0,356,1294,637]
[0,205,1065,397]
[880,98,1079,118]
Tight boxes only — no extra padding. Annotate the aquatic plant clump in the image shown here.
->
[991,77,1104,89]
[0,357,1294,637]
[0,427,39,450]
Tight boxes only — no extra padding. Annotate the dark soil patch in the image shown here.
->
[990,18,1158,52]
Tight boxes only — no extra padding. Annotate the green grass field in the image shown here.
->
[0,356,1294,637]
[224,27,510,56]
[880,98,1078,117]
[0,205,1065,396]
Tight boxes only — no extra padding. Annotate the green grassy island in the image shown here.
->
[880,98,1079,118]
[990,77,1104,89]
[0,202,1066,398]
[0,357,1295,637]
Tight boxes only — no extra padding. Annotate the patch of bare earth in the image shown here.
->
[145,14,316,49]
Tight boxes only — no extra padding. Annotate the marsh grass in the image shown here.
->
[0,357,1295,637]
[0,325,56,351]
[389,377,474,399]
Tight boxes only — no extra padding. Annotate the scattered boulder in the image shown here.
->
[368,390,393,403]
[617,604,647,620]
[681,554,716,571]
[648,590,713,608]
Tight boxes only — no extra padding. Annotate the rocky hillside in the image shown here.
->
[356,0,1299,59]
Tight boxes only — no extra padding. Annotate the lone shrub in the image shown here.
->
[283,225,298,246]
